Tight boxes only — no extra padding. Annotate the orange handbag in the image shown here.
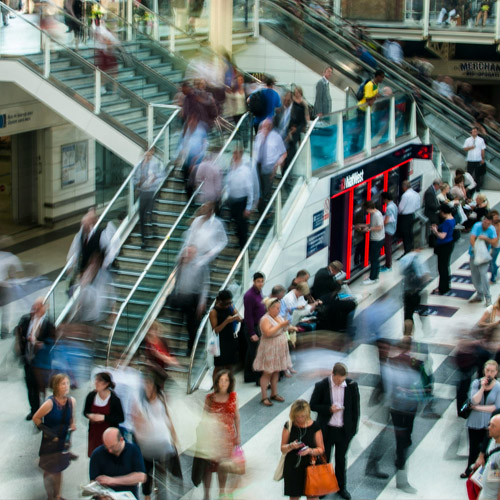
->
[304,455,340,497]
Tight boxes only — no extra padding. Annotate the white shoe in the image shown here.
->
[363,278,379,285]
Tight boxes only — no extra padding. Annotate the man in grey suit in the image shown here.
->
[314,66,333,117]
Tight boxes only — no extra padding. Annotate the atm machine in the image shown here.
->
[328,144,432,279]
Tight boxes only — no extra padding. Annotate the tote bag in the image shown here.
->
[304,455,339,497]
[474,239,492,265]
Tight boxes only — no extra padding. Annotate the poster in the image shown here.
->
[61,141,88,188]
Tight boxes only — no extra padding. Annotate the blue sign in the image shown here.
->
[312,210,323,230]
[306,228,328,258]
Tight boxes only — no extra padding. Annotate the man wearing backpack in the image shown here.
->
[350,70,385,154]
[247,75,281,133]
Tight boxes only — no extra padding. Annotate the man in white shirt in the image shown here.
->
[478,414,500,500]
[463,126,486,190]
[225,144,255,250]
[398,180,421,255]
[360,201,385,285]
[253,119,287,214]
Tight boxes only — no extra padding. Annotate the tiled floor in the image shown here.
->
[2,192,500,499]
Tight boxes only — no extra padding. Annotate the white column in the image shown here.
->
[364,107,372,156]
[333,0,341,17]
[43,35,50,78]
[495,3,500,41]
[389,96,396,145]
[95,70,101,114]
[127,0,133,41]
[336,112,344,167]
[253,0,259,38]
[423,0,430,38]
[209,0,233,56]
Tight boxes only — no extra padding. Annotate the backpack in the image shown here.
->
[247,89,266,118]
[356,79,371,100]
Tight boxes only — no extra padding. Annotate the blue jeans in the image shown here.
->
[491,247,500,282]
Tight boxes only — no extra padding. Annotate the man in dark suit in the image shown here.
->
[423,179,441,226]
[310,362,360,500]
[16,297,55,420]
[314,67,333,117]
[311,260,344,301]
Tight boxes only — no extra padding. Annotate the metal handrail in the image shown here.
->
[105,181,203,361]
[187,116,320,392]
[42,107,181,308]
[105,112,250,364]
[269,0,500,144]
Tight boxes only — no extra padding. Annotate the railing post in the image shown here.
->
[169,27,175,52]
[128,177,135,218]
[127,0,133,41]
[153,15,160,41]
[423,0,430,38]
[147,105,154,147]
[305,135,312,182]
[364,107,372,156]
[274,189,282,237]
[389,96,396,145]
[242,250,249,291]
[410,100,417,137]
[496,3,500,42]
[336,112,344,168]
[436,150,443,177]
[43,34,50,78]
[95,69,101,114]
[253,0,260,38]
[163,123,170,165]
[424,127,430,144]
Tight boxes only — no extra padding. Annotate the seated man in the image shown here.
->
[311,260,345,302]
[316,281,357,334]
[90,427,147,499]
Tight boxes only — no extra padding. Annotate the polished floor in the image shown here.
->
[2,190,499,500]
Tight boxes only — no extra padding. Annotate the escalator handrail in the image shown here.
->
[42,107,181,308]
[187,116,320,392]
[106,112,251,365]
[0,1,156,113]
[105,181,204,362]
[277,0,500,145]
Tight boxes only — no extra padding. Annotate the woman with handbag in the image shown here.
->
[462,360,500,478]
[253,297,293,406]
[83,371,124,457]
[202,369,241,500]
[431,204,456,295]
[209,289,243,383]
[32,373,76,500]
[132,373,180,500]
[280,399,326,499]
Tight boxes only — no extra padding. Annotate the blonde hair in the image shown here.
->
[484,360,499,373]
[296,282,310,295]
[289,399,311,424]
[263,297,280,311]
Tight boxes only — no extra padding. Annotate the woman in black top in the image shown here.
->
[281,399,325,499]
[209,290,242,383]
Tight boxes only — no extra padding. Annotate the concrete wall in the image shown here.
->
[234,37,346,112]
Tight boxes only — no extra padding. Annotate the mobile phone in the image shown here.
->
[299,445,309,452]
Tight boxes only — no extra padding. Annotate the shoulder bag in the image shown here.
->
[304,454,340,497]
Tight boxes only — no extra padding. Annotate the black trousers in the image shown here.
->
[228,197,248,250]
[403,290,421,322]
[369,239,384,280]
[139,191,155,243]
[390,409,416,469]
[399,213,415,254]
[257,169,274,214]
[435,242,454,293]
[467,427,487,472]
[178,294,201,353]
[24,363,40,414]
[244,335,260,383]
[324,426,351,490]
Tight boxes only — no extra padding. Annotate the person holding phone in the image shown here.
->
[281,400,325,500]
[209,289,243,383]
[462,360,500,479]
[253,297,295,406]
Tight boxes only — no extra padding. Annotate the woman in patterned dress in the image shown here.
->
[202,369,241,500]
[253,297,295,406]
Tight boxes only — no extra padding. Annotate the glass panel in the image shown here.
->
[344,107,364,159]
[233,0,254,32]
[429,0,495,31]
[395,91,412,138]
[370,96,391,149]
[310,113,337,172]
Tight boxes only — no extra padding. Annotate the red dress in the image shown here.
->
[87,396,111,457]
[205,391,237,461]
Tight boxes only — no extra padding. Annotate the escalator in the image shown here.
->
[259,0,500,184]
